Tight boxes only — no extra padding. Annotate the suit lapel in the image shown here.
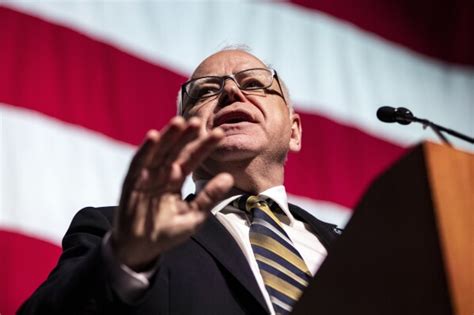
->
[192,215,269,314]
[289,203,340,251]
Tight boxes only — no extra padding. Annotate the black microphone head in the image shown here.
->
[394,107,413,125]
[377,106,414,125]
[376,106,397,123]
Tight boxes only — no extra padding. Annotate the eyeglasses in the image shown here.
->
[180,68,285,113]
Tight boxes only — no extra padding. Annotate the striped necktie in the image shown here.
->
[233,195,312,314]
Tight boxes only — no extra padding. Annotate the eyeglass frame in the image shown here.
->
[179,67,287,114]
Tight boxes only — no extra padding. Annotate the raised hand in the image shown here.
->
[111,116,234,271]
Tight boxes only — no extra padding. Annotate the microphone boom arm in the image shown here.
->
[413,116,474,145]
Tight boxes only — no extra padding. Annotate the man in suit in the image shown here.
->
[19,49,340,314]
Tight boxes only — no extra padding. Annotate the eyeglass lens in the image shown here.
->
[186,68,273,100]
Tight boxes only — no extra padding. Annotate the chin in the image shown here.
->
[211,138,261,162]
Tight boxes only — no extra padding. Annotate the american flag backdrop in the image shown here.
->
[0,1,473,313]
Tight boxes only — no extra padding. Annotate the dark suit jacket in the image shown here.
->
[19,204,340,315]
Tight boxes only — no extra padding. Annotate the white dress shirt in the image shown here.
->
[207,185,327,315]
[103,185,327,314]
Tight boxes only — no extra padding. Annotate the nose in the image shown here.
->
[218,78,246,108]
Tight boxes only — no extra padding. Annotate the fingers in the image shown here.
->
[145,117,208,191]
[191,173,234,212]
[179,127,224,175]
[119,130,160,210]
[147,117,189,170]
[119,116,227,224]
[153,117,201,170]
[140,117,224,193]
[125,130,160,186]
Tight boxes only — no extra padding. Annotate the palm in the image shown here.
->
[111,117,233,271]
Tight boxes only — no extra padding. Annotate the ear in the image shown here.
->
[289,112,302,152]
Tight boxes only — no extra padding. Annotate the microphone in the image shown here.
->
[376,106,474,146]
[376,106,414,125]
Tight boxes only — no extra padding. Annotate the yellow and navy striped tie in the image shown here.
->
[233,195,312,314]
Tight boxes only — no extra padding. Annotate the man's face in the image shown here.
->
[183,50,301,166]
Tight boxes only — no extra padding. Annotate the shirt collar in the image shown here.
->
[194,180,296,226]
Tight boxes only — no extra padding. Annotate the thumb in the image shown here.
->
[191,173,234,212]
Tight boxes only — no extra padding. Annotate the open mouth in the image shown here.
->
[223,117,247,124]
[214,111,254,127]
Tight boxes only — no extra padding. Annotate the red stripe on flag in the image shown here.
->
[0,7,181,146]
[0,230,62,314]
[286,111,406,208]
[290,0,474,66]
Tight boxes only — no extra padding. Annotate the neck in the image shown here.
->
[194,156,285,194]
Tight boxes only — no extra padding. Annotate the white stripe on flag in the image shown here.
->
[0,104,134,244]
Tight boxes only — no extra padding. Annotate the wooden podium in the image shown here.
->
[293,142,473,315]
